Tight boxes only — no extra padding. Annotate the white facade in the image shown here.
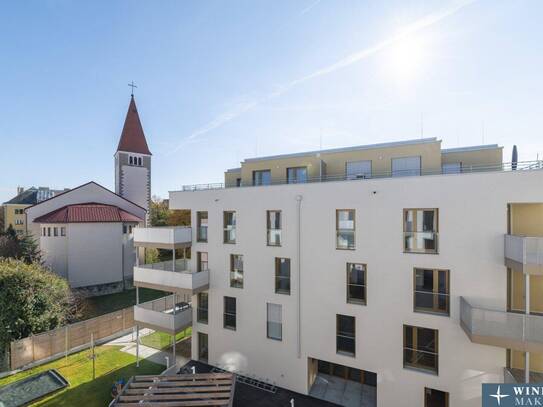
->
[167,169,543,407]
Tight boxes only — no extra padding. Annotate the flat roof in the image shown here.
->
[243,137,440,163]
[441,144,501,154]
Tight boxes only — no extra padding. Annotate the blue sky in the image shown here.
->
[1,0,542,202]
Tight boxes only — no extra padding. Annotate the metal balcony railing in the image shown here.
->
[138,259,190,273]
[177,160,543,191]
[460,297,543,352]
[505,234,543,274]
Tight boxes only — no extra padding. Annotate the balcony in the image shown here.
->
[460,297,543,353]
[134,259,209,294]
[133,226,192,249]
[134,296,192,334]
[505,234,543,275]
[504,367,543,384]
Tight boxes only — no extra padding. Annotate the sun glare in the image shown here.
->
[384,34,426,83]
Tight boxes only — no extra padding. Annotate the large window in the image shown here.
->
[253,170,271,186]
[198,332,208,362]
[197,211,208,242]
[346,160,372,180]
[223,211,236,244]
[197,252,208,272]
[347,263,366,305]
[275,257,291,295]
[336,209,355,250]
[267,303,282,341]
[223,296,237,330]
[404,209,438,253]
[197,292,208,324]
[392,156,421,177]
[267,210,282,246]
[403,325,439,374]
[336,314,355,356]
[425,388,449,407]
[287,167,307,184]
[414,268,449,315]
[230,254,244,288]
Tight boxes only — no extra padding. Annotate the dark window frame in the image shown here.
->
[253,169,272,186]
[197,211,208,242]
[266,303,283,341]
[267,210,282,246]
[197,251,208,272]
[413,268,450,316]
[197,292,208,324]
[403,325,439,375]
[346,263,367,305]
[230,254,244,289]
[223,211,236,244]
[223,296,237,330]
[336,314,356,357]
[275,257,291,295]
[403,208,439,254]
[336,209,355,250]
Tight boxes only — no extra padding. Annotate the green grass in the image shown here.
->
[0,345,163,407]
[140,327,192,350]
[80,288,164,320]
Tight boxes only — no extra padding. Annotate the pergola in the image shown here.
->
[111,372,236,406]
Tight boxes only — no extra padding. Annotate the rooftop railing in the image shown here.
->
[178,160,543,192]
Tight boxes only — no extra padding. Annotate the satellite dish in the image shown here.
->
[512,145,518,170]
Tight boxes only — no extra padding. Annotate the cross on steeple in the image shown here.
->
[128,81,137,96]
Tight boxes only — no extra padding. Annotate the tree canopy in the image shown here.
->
[0,226,41,264]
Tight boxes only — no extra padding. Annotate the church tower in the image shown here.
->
[114,95,152,215]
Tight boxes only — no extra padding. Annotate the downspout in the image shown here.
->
[296,195,303,359]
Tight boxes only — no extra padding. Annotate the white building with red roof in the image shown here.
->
[24,95,152,296]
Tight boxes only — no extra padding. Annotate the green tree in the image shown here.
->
[0,259,77,366]
[0,230,41,264]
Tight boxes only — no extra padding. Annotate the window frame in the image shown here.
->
[223,211,236,244]
[266,210,282,246]
[403,208,439,254]
[253,169,272,186]
[223,296,237,330]
[413,268,450,316]
[403,325,439,375]
[266,303,283,341]
[197,211,208,242]
[197,252,208,273]
[197,292,208,324]
[336,314,356,357]
[424,387,449,407]
[286,166,308,184]
[275,257,291,295]
[336,209,355,250]
[230,254,244,289]
[346,263,367,305]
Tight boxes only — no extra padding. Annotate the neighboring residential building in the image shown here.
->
[133,137,543,407]
[26,182,146,296]
[114,94,152,217]
[2,186,69,235]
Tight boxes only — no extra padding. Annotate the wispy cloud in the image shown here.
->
[168,0,475,155]
[300,0,321,16]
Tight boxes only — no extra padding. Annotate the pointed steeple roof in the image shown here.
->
[116,95,152,155]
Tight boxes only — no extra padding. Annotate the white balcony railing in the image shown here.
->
[133,227,192,247]
[134,260,209,292]
[460,297,543,352]
[134,296,192,334]
[505,234,543,274]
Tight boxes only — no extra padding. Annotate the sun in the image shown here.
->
[383,34,426,83]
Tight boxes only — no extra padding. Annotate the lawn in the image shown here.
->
[0,345,163,407]
[140,327,192,350]
[80,287,164,320]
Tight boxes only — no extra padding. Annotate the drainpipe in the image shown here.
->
[525,274,530,383]
[296,195,303,359]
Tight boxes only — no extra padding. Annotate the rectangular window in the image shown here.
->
[42,227,46,236]
[197,252,208,272]
[425,388,449,407]
[230,254,244,288]
[60,227,66,237]
[336,314,355,356]
[198,332,208,362]
[336,209,355,250]
[346,263,366,305]
[392,156,421,177]
[223,296,236,330]
[47,227,51,237]
[346,160,372,180]
[53,227,58,237]
[267,303,282,341]
[223,211,236,244]
[404,209,438,253]
[275,257,291,295]
[404,325,439,374]
[197,211,208,242]
[123,225,128,234]
[287,166,308,184]
[236,178,242,187]
[267,210,282,246]
[253,170,271,186]
[414,268,449,315]
[442,162,461,174]
[197,292,208,324]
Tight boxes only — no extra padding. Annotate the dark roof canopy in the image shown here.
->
[116,96,152,155]
[3,188,38,205]
[34,203,143,224]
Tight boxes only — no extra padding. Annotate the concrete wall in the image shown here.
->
[40,224,69,279]
[170,169,543,407]
[441,147,503,168]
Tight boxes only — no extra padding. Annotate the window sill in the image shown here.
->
[413,309,449,317]
[267,244,282,247]
[336,247,356,251]
[275,291,291,296]
[403,365,438,376]
[267,336,283,342]
[223,242,236,245]
[196,240,208,243]
[403,250,439,255]
[224,326,236,331]
[336,351,355,358]
[347,300,367,306]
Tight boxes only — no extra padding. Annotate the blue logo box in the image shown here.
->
[483,383,543,406]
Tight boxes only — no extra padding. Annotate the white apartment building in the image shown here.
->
[132,138,543,407]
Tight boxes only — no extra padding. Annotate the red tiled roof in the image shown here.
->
[34,203,143,224]
[116,96,152,155]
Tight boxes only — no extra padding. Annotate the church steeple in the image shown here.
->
[116,95,152,155]
[114,94,151,215]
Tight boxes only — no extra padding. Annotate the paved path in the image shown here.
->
[105,328,190,367]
